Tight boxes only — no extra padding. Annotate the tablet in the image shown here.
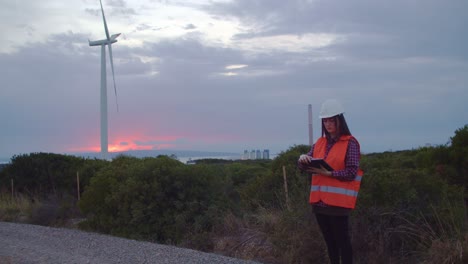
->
[305,158,334,171]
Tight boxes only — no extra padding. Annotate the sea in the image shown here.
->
[178,155,240,164]
[183,154,279,163]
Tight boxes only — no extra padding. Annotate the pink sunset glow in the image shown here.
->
[68,133,182,153]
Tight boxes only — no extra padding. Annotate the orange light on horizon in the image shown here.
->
[68,134,181,153]
[108,143,153,153]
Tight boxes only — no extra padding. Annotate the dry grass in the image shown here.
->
[0,192,35,222]
[212,212,279,263]
[423,238,464,264]
[211,207,329,264]
[211,205,468,264]
[389,205,467,264]
[0,191,82,227]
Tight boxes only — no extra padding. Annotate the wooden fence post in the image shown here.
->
[76,172,80,201]
[282,166,291,211]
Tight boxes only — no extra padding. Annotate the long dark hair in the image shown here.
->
[321,114,351,138]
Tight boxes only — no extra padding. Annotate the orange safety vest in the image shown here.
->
[309,135,363,209]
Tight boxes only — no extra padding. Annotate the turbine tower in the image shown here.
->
[89,0,120,160]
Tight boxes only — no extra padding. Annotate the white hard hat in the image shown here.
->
[319,99,345,118]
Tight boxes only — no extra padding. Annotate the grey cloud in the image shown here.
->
[107,0,126,8]
[84,8,100,17]
[205,0,468,59]
[134,138,188,146]
[136,23,152,31]
[101,0,137,17]
[184,23,196,30]
[117,8,137,16]
[148,0,171,4]
[133,24,165,33]
[18,24,36,36]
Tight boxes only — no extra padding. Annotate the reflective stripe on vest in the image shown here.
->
[311,185,359,197]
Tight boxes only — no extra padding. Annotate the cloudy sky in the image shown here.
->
[1,0,467,159]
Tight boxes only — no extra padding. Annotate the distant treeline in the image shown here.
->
[0,124,467,263]
[0,164,8,172]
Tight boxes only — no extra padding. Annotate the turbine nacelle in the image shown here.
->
[88,35,120,46]
[110,33,121,41]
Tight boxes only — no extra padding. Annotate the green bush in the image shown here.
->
[79,155,233,244]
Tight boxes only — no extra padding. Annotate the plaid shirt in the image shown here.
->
[301,136,360,207]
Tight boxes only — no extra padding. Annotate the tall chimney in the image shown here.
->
[308,104,313,146]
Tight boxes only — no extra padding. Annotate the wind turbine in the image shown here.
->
[89,0,120,160]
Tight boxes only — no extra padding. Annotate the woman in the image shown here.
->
[298,99,363,264]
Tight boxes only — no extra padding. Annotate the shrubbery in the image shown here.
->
[78,155,235,245]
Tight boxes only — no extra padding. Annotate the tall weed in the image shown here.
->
[0,191,35,222]
[390,204,467,264]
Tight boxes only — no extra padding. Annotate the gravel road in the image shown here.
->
[0,222,261,264]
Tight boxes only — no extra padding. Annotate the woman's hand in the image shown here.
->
[307,166,332,176]
[298,154,312,163]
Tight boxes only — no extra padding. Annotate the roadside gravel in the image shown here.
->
[0,222,261,264]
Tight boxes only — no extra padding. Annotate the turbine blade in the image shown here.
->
[100,0,111,40]
[108,44,119,112]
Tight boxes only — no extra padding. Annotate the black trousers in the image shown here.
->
[315,213,353,264]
